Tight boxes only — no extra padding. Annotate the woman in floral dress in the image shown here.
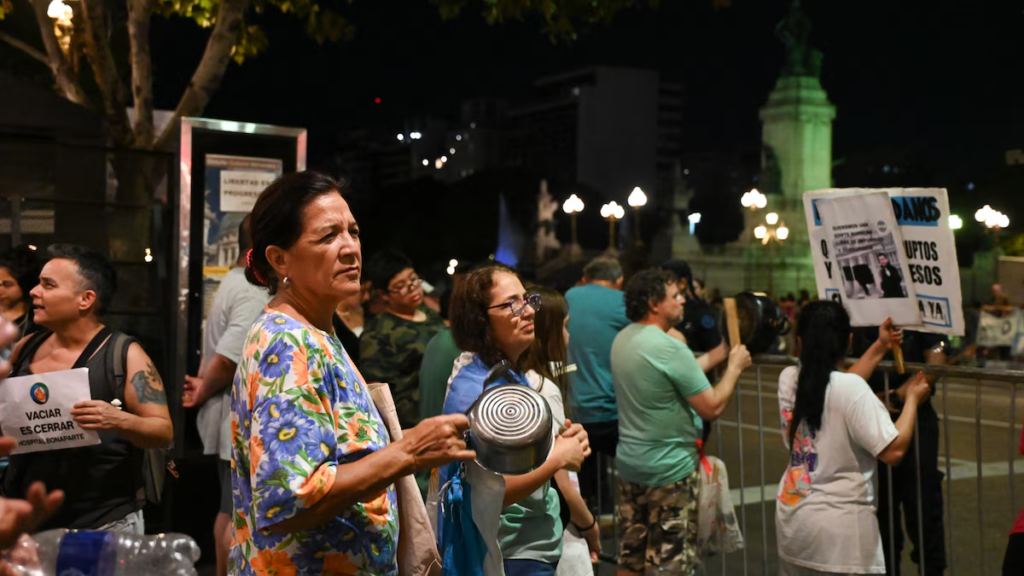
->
[229,172,474,576]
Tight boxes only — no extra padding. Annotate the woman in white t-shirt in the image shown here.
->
[776,301,931,576]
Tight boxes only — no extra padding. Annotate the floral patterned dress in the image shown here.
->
[228,308,399,576]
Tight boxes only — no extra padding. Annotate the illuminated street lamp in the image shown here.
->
[949,215,963,230]
[600,201,625,251]
[562,194,585,248]
[627,187,647,246]
[741,188,767,211]
[688,212,701,235]
[754,212,789,295]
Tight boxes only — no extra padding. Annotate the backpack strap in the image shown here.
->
[108,332,132,404]
[10,329,52,375]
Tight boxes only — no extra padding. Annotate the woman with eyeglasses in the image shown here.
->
[360,249,447,429]
[441,264,591,576]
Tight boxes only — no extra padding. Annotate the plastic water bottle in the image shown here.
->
[2,529,201,576]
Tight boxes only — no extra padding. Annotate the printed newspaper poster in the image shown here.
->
[815,192,922,327]
[0,368,100,454]
[804,188,965,336]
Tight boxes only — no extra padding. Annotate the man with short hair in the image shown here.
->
[360,249,446,428]
[660,259,727,372]
[564,257,630,510]
[1,244,173,533]
[182,215,269,576]
[612,269,750,576]
[565,257,630,453]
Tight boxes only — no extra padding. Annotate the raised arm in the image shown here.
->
[848,318,900,381]
[686,345,751,421]
[266,414,475,534]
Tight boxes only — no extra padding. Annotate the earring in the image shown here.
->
[283,276,291,287]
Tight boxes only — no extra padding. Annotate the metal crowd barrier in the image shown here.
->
[591,355,1024,576]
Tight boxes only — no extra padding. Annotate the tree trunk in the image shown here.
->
[153,0,249,152]
[127,0,155,148]
[79,0,133,147]
[29,0,89,106]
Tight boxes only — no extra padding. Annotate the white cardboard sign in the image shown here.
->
[0,368,101,454]
[815,192,922,327]
[804,188,965,336]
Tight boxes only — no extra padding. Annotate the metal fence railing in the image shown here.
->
[592,356,1024,576]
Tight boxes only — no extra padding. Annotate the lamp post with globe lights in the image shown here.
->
[627,187,647,247]
[741,188,767,212]
[975,205,1010,286]
[753,211,789,295]
[562,194,585,251]
[600,201,625,251]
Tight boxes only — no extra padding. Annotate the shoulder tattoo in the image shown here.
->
[131,361,168,405]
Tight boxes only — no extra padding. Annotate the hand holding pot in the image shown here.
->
[399,414,476,473]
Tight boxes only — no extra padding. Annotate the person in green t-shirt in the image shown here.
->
[611,268,751,576]
[360,249,446,428]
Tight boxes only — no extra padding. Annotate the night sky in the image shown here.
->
[150,0,1024,181]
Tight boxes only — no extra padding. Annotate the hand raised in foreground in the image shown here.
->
[0,438,63,551]
[397,414,476,473]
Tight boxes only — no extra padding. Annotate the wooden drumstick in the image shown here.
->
[892,327,905,374]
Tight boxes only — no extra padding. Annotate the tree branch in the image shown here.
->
[79,0,133,147]
[0,31,49,65]
[29,0,89,106]
[154,0,249,152]
[127,0,155,148]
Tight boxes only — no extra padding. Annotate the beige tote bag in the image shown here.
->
[369,383,443,576]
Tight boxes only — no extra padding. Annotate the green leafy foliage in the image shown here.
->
[431,0,660,41]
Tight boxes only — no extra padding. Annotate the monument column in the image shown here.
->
[758,0,835,249]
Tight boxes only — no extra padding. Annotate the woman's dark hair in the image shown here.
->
[522,285,569,398]
[245,172,348,295]
[47,244,117,315]
[788,300,851,450]
[449,263,519,367]
[0,246,42,303]
[366,249,414,293]
[623,268,674,322]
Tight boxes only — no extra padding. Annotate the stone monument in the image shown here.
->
[670,0,832,297]
[759,0,836,248]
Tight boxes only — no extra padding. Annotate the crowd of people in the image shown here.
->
[0,170,1019,576]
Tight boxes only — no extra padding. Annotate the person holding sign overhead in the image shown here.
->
[0,245,173,534]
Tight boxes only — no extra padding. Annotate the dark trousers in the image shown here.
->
[578,420,618,515]
[878,402,947,576]
[1003,532,1024,576]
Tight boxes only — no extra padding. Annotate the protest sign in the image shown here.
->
[0,368,100,454]
[977,308,1020,348]
[804,188,965,336]
[815,192,922,327]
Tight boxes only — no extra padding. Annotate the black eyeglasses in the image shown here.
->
[388,275,422,295]
[486,294,541,317]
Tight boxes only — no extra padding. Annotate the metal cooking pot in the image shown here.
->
[734,291,791,355]
[464,364,553,475]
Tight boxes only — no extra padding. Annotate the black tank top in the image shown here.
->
[0,327,142,530]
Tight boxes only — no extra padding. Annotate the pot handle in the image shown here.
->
[777,314,792,336]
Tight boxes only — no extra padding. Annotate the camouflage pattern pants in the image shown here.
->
[616,471,700,575]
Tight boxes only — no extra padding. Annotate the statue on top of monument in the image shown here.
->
[776,0,823,78]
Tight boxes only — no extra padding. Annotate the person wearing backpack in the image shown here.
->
[0,244,173,533]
